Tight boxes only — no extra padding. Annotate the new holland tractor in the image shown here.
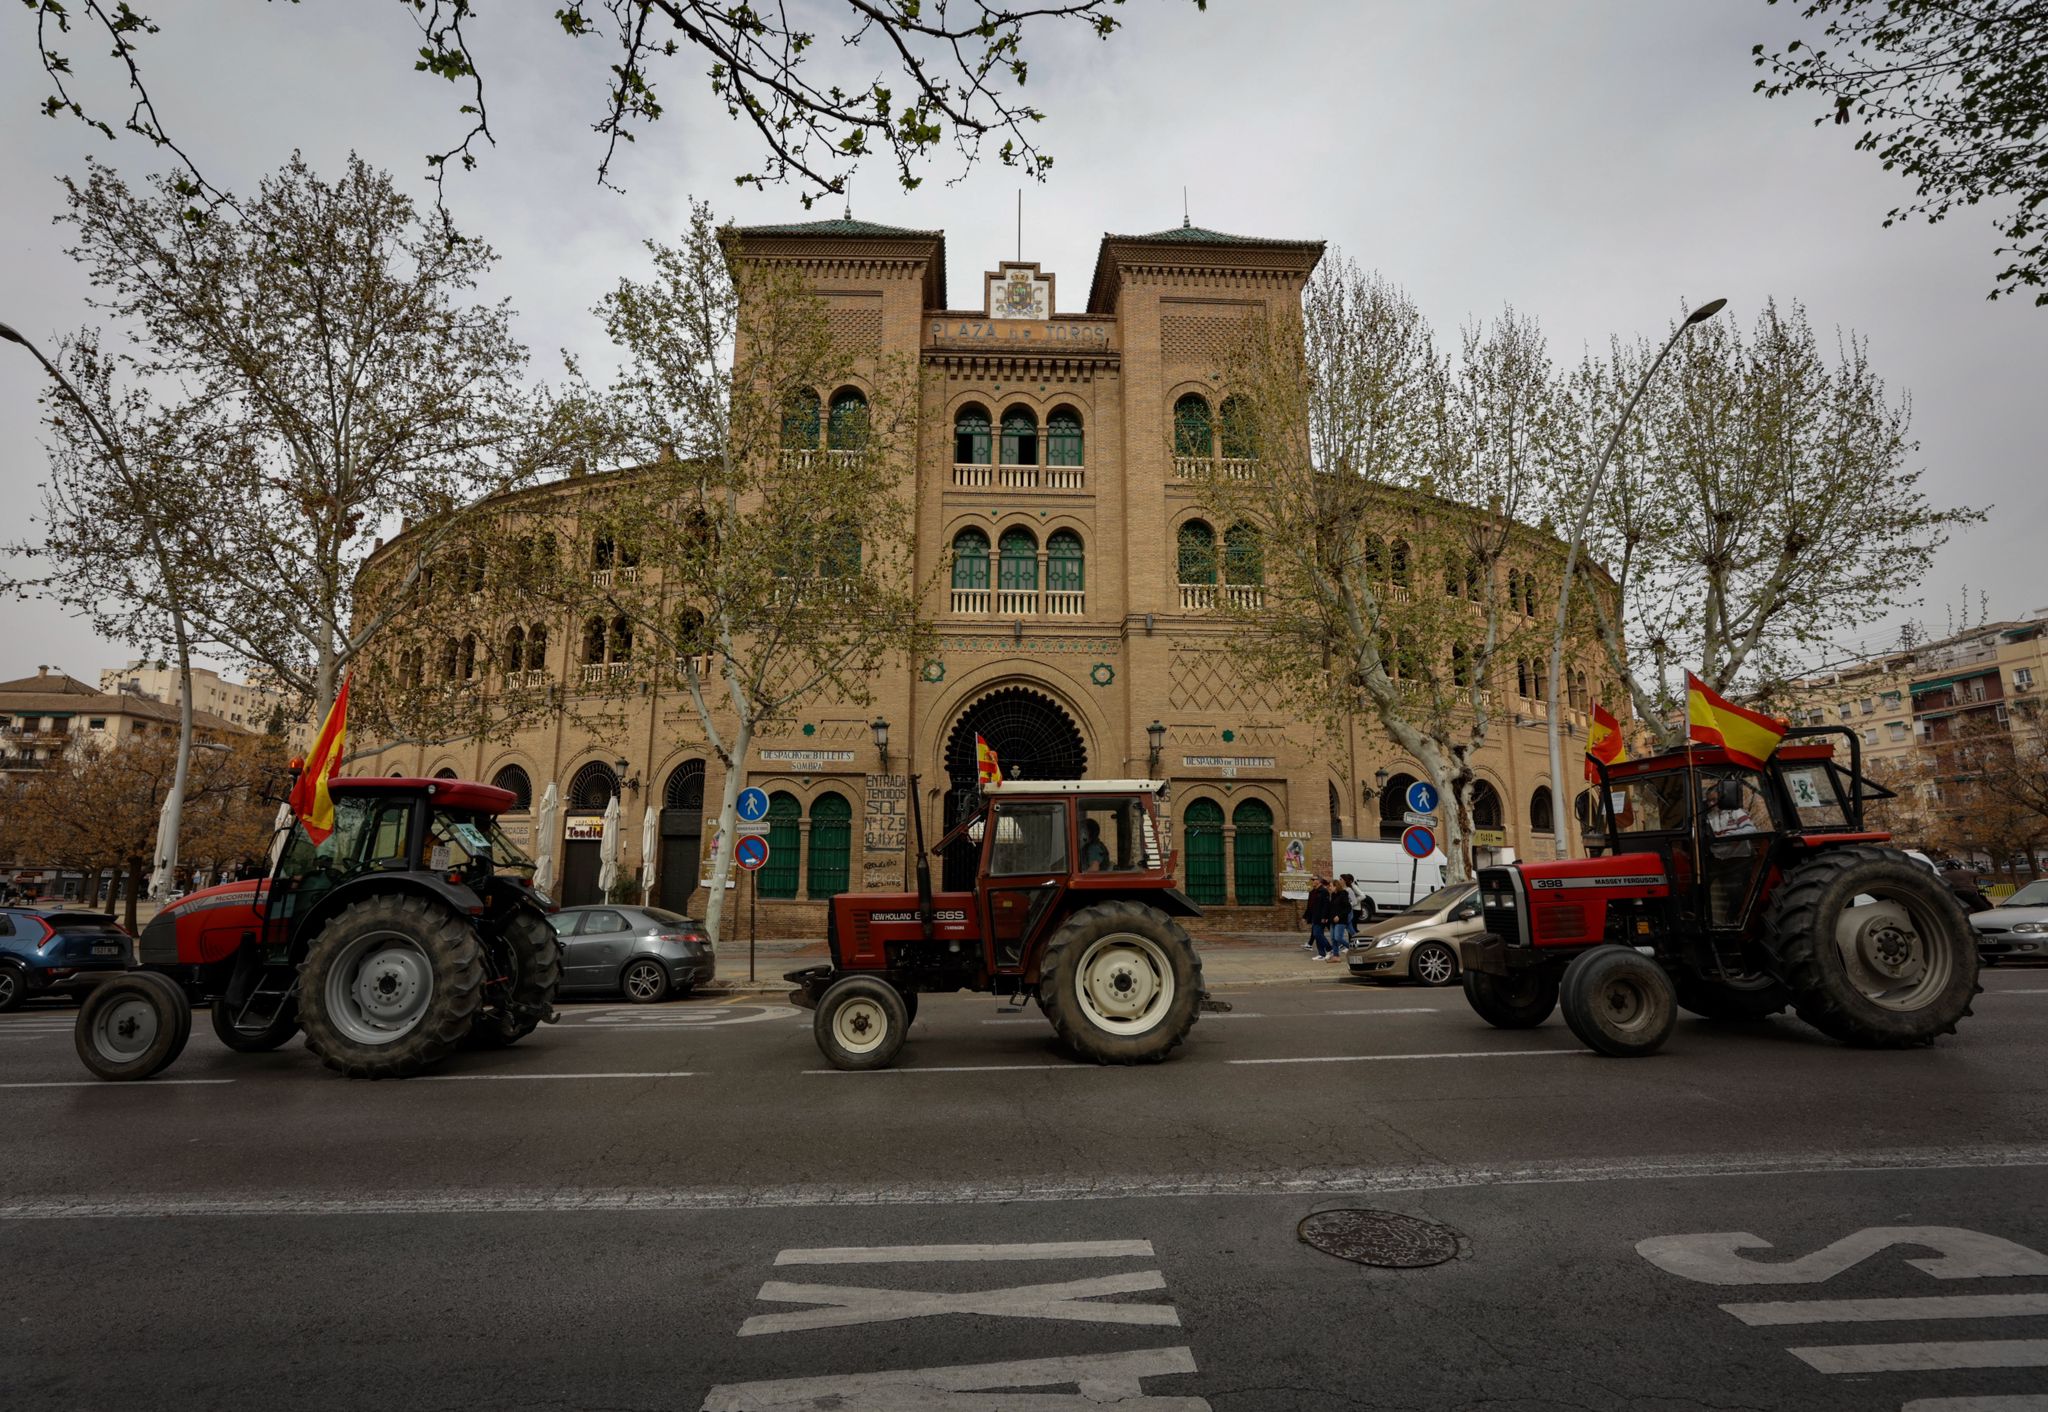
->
[75,776,560,1081]
[1458,726,1979,1057]
[787,779,1224,1070]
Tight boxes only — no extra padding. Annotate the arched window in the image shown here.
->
[1231,799,1275,905]
[998,528,1038,592]
[1183,798,1225,906]
[1000,407,1038,466]
[807,792,853,898]
[1177,520,1217,585]
[758,792,802,899]
[609,617,633,663]
[526,623,548,671]
[1219,394,1256,460]
[1522,573,1539,616]
[1389,539,1411,588]
[1046,407,1083,466]
[402,647,424,689]
[568,761,618,810]
[1451,643,1472,689]
[438,637,460,681]
[459,633,478,681]
[953,403,992,465]
[593,533,616,571]
[1223,524,1263,585]
[664,759,705,811]
[782,387,821,449]
[1380,772,1419,840]
[822,526,862,578]
[1329,781,1344,840]
[1529,785,1555,834]
[1364,534,1387,580]
[582,617,606,664]
[433,766,459,780]
[1471,780,1504,831]
[504,625,526,676]
[1047,530,1084,594]
[491,765,533,811]
[826,388,869,451]
[675,606,707,658]
[951,528,990,589]
[1172,394,1213,459]
[1517,658,1532,698]
[1507,569,1523,612]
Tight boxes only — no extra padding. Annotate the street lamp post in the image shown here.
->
[1545,298,1726,859]
[870,715,891,773]
[1146,720,1165,778]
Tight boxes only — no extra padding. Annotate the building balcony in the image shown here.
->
[578,661,633,687]
[1172,455,1260,482]
[591,565,640,588]
[995,588,1039,616]
[1178,583,1264,611]
[952,462,1086,492]
[502,668,551,690]
[782,448,864,474]
[1044,590,1085,616]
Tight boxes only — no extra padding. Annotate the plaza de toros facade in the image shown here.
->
[360,218,1610,931]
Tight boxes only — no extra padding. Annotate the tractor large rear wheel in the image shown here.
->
[1037,902,1201,1064]
[465,908,560,1048]
[297,894,483,1079]
[1764,847,1979,1047]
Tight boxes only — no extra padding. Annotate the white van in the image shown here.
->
[1328,838,1449,921]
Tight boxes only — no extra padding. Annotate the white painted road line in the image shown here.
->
[1793,1339,2048,1374]
[983,1014,1268,1025]
[1327,1007,1441,1015]
[1903,1397,2048,1410]
[804,1063,1083,1075]
[738,1270,1179,1335]
[702,1346,1207,1411]
[1990,988,2048,994]
[414,1071,699,1082]
[1229,1049,1582,1066]
[776,1240,1155,1266]
[0,1079,234,1089]
[1724,1293,2048,1325]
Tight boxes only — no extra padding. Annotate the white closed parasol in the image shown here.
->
[641,805,658,905]
[532,781,560,897]
[597,793,621,900]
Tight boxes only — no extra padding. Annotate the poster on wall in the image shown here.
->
[1278,830,1313,901]
[862,772,908,891]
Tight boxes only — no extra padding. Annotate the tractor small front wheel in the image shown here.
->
[1461,968,1558,1029]
[209,995,300,1053]
[1560,946,1676,1058]
[814,975,909,1071]
[75,972,191,1081]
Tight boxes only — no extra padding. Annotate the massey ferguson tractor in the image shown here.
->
[787,778,1222,1070]
[74,776,560,1081]
[1459,726,1979,1057]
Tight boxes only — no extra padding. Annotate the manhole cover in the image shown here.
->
[1297,1209,1459,1268]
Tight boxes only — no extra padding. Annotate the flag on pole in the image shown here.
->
[1585,702,1629,781]
[1685,671,1788,769]
[289,675,351,843]
[975,733,1004,786]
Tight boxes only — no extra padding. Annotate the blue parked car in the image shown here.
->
[0,907,134,1012]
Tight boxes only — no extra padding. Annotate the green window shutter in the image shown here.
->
[1223,525,1263,585]
[1177,522,1217,584]
[806,793,852,898]
[1000,408,1039,466]
[954,406,992,465]
[998,530,1038,591]
[1047,531,1084,592]
[782,389,821,449]
[951,530,990,589]
[1184,799,1226,906]
[1047,410,1084,466]
[827,390,869,450]
[758,792,802,899]
[1173,395,1212,458]
[1232,800,1274,905]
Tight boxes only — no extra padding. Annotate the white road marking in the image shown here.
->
[1723,1293,2048,1325]
[1792,1339,2048,1373]
[1327,1007,1442,1015]
[1229,1049,1581,1066]
[1639,1228,2048,1285]
[804,1063,1083,1075]
[578,1006,800,1027]
[4,1146,2042,1219]
[0,1079,234,1089]
[776,1240,1155,1266]
[983,1014,1265,1025]
[1989,988,2048,994]
[414,1071,698,1082]
[738,1270,1178,1335]
[702,1345,1209,1411]
[1903,1398,2048,1410]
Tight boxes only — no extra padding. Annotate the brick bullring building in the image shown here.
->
[361,218,1608,930]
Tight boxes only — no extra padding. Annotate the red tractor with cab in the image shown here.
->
[787,778,1222,1070]
[1459,726,1978,1056]
[76,776,560,1081]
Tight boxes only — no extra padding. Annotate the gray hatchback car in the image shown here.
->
[547,905,715,1002]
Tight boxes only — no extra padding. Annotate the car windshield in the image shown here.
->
[1393,883,1475,917]
[2001,880,2048,907]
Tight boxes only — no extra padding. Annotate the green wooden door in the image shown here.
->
[1232,799,1275,905]
[758,792,801,899]
[806,792,852,898]
[1184,799,1225,906]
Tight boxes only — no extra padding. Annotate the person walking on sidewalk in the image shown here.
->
[1304,877,1340,961]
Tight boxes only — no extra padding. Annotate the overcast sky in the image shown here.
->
[3,1,2041,686]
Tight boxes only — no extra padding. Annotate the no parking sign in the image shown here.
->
[1401,824,1436,859]
[735,834,770,872]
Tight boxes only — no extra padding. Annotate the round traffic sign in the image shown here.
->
[735,833,770,871]
[1400,824,1436,860]
[736,787,770,823]
[1404,780,1439,815]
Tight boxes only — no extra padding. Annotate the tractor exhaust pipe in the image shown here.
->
[909,772,935,940]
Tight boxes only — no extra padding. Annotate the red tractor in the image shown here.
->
[1459,727,1979,1057]
[76,777,560,1081]
[787,779,1222,1070]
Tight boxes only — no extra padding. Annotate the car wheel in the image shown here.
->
[1410,942,1459,988]
[0,964,24,1013]
[622,959,671,1004]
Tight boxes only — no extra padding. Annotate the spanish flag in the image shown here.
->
[1685,671,1788,770]
[975,733,1004,787]
[289,674,351,843]
[1585,702,1628,781]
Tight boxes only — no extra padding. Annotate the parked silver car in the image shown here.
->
[1970,879,2048,964]
[547,905,715,1001]
[1346,881,1483,987]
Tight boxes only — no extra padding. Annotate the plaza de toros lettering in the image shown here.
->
[928,319,1114,350]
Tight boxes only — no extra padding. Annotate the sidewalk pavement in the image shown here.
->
[699,930,1360,994]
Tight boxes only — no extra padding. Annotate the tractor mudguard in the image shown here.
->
[291,873,486,958]
[785,965,835,1011]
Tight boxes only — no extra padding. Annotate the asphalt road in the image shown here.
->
[2,966,2046,1411]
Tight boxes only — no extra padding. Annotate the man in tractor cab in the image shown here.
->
[1700,771,1772,926]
